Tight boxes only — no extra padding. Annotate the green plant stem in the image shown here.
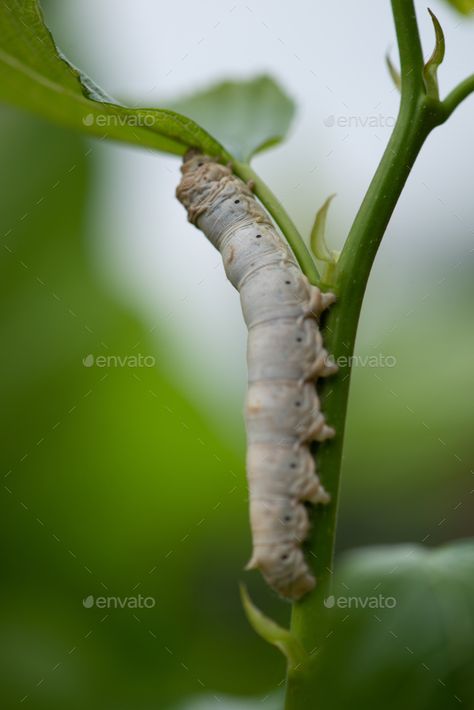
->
[442,74,474,117]
[284,0,450,706]
[234,161,320,284]
[286,98,435,689]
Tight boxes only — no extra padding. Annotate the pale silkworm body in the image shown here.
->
[176,152,336,600]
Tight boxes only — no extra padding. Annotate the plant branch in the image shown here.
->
[234,161,320,284]
[442,74,474,118]
[284,0,457,706]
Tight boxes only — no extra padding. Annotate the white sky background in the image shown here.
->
[47,0,474,431]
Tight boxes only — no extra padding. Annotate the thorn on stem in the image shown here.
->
[423,9,446,99]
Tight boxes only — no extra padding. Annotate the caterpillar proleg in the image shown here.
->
[176,152,337,600]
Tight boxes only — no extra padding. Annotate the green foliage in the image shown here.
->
[0,0,306,278]
[0,1,294,165]
[442,0,474,14]
[170,76,295,162]
[298,541,474,709]
[0,0,226,157]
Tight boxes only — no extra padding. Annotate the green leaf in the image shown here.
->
[0,2,295,163]
[423,9,446,100]
[304,541,474,709]
[442,0,474,14]
[0,0,228,158]
[240,585,306,669]
[171,75,295,162]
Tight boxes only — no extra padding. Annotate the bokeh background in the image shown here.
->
[1,0,473,708]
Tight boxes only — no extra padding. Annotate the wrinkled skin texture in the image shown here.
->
[177,152,336,600]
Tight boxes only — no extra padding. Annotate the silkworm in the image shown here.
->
[176,151,337,600]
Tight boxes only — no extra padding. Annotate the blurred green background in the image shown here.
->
[1,1,473,708]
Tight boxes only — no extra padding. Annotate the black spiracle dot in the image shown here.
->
[234,199,240,204]
[290,462,296,469]
[281,554,289,560]
[284,515,291,522]
[294,401,301,407]
[285,280,291,285]
[296,337,302,342]
[255,234,262,239]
